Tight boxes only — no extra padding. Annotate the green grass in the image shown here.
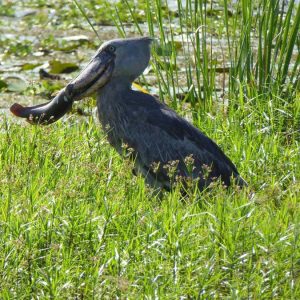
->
[0,0,300,298]
[1,94,299,298]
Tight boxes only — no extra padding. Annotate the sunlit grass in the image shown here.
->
[1,91,299,297]
[0,0,299,298]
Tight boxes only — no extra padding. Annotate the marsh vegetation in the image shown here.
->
[0,0,299,298]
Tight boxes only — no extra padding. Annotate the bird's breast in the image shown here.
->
[96,96,130,154]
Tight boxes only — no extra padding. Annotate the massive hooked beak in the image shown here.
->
[10,50,115,124]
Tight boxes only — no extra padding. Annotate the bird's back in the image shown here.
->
[98,88,246,190]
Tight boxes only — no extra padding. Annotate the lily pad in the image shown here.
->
[49,60,79,74]
[21,62,43,71]
[0,79,8,90]
[4,76,28,92]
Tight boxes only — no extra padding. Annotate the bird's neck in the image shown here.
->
[98,77,132,98]
[96,76,134,152]
[96,76,132,127]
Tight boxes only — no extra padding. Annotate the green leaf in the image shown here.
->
[49,60,79,74]
[4,76,28,92]
[0,79,8,91]
[21,62,43,71]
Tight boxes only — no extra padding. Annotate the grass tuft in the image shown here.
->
[0,0,299,298]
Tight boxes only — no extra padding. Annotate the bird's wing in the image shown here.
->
[146,107,239,173]
[123,92,239,186]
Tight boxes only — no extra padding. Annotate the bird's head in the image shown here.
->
[10,37,153,124]
[67,37,153,99]
[101,37,152,81]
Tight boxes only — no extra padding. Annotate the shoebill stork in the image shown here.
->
[10,37,247,191]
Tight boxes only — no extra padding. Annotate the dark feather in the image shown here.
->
[113,90,243,189]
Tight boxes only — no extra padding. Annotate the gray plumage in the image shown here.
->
[11,37,247,191]
[96,38,246,190]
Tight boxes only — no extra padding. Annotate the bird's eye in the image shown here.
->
[107,45,116,53]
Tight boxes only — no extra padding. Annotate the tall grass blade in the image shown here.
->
[72,0,101,42]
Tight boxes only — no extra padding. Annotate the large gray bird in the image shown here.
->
[11,37,247,191]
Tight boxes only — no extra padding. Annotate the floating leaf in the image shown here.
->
[49,60,79,74]
[0,79,8,90]
[21,62,43,71]
[4,76,28,92]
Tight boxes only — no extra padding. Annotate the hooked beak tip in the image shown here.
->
[10,103,25,117]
